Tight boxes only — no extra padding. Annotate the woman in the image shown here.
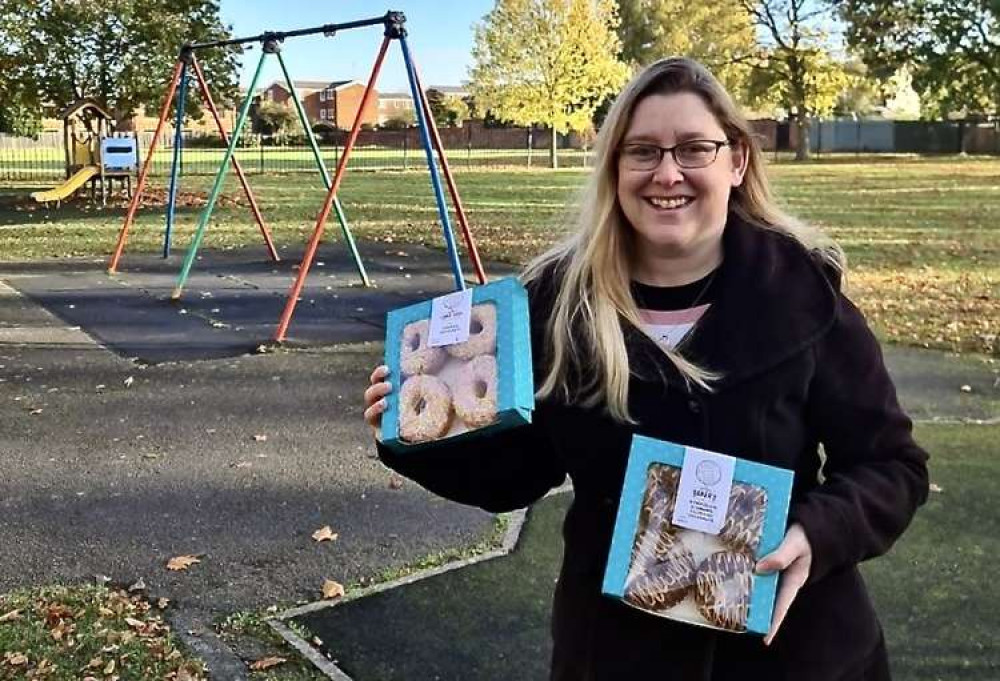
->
[363,58,928,680]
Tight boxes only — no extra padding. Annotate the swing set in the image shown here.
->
[108,11,487,342]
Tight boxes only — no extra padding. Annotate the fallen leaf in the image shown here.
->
[166,555,201,571]
[128,578,146,592]
[959,384,972,393]
[6,652,28,665]
[322,579,345,600]
[123,376,134,388]
[252,434,268,442]
[249,656,287,671]
[124,617,145,629]
[312,526,339,543]
[0,609,21,622]
[388,477,403,490]
[156,598,170,610]
[29,407,43,415]
[104,659,116,675]
[929,483,943,493]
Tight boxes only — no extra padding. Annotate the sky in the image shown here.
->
[218,1,494,94]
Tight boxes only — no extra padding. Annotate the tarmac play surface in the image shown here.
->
[2,241,516,363]
[0,241,996,680]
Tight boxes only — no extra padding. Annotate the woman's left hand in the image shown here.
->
[754,522,812,646]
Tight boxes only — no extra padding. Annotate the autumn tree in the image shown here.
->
[470,0,630,168]
[842,0,1000,119]
[0,0,239,131]
[617,0,757,100]
[738,0,849,160]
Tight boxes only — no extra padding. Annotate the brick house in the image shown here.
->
[259,80,378,129]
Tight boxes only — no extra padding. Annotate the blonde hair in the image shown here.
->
[523,57,844,422]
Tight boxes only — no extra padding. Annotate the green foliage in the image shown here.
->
[425,88,448,127]
[255,101,296,136]
[739,0,851,159]
[470,0,630,167]
[381,109,416,130]
[617,0,757,100]
[0,0,240,126]
[842,0,1000,119]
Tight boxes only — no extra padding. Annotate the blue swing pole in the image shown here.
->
[164,59,190,258]
[399,36,465,291]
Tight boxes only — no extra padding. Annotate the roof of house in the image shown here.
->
[264,80,361,93]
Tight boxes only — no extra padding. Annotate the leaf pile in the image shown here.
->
[0,585,204,681]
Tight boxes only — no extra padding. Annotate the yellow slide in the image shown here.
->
[31,165,100,204]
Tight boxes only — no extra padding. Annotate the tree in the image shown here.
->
[0,3,42,135]
[442,95,470,126]
[425,88,448,128]
[616,0,757,100]
[255,101,296,136]
[470,0,630,168]
[738,0,850,160]
[842,0,1000,119]
[0,0,239,131]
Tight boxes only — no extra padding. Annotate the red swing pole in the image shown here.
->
[273,36,392,342]
[108,59,185,273]
[410,60,487,285]
[190,55,279,262]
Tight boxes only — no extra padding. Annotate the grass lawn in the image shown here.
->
[1,155,996,355]
[864,423,999,680]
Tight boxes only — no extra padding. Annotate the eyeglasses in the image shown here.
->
[619,139,732,171]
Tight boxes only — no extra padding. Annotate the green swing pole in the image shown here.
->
[171,48,269,300]
[275,49,370,287]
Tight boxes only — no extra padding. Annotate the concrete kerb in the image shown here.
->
[265,485,573,680]
[266,507,529,680]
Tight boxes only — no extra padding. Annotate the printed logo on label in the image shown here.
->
[672,446,736,535]
[428,289,473,347]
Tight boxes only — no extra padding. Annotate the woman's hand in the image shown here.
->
[755,522,812,646]
[363,364,392,437]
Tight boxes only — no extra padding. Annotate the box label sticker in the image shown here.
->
[428,289,473,347]
[672,446,736,535]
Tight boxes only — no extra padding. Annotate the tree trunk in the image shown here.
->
[550,127,558,169]
[794,114,811,161]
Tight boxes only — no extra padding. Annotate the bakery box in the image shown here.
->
[602,434,794,635]
[380,276,534,452]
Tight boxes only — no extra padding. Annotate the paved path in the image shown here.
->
[0,244,995,679]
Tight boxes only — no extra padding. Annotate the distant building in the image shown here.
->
[258,79,378,129]
[377,85,469,124]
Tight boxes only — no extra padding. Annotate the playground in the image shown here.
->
[0,8,998,681]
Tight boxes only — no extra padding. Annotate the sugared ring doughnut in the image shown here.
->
[720,483,768,553]
[452,354,499,428]
[445,304,497,359]
[625,532,697,611]
[694,551,754,631]
[400,319,446,377]
[398,375,452,443]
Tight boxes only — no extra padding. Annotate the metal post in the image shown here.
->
[276,49,369,286]
[410,58,486,284]
[108,59,185,272]
[274,36,391,342]
[399,36,464,291]
[172,48,269,299]
[164,60,190,258]
[189,55,279,262]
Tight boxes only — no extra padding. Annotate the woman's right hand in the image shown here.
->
[363,364,393,434]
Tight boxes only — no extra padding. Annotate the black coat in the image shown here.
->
[378,217,929,681]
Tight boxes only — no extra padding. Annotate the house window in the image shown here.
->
[320,91,326,102]
[320,109,328,120]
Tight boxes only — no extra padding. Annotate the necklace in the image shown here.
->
[687,268,718,309]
